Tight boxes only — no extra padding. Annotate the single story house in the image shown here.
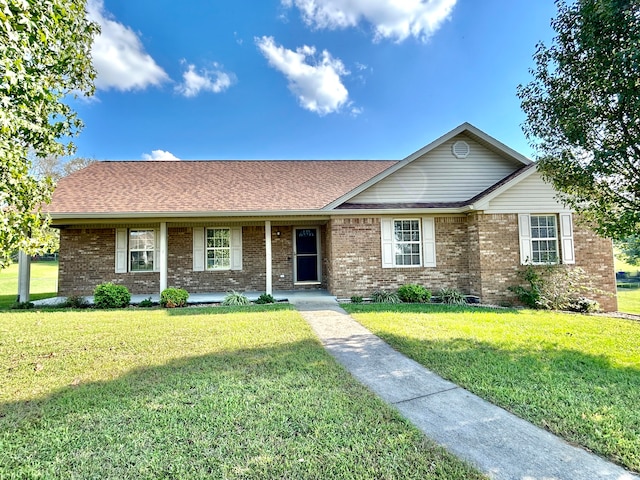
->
[45,123,617,310]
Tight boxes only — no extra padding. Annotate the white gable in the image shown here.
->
[483,171,570,213]
[349,134,521,204]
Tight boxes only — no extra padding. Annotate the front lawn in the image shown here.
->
[0,306,484,479]
[343,303,640,473]
[618,288,640,314]
[0,260,58,309]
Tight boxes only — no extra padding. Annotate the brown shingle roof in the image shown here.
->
[46,160,398,216]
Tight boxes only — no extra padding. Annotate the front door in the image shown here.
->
[294,227,320,283]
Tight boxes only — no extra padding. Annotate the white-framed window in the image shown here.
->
[518,213,574,265]
[206,228,230,270]
[115,228,159,273]
[381,217,436,269]
[394,219,422,266]
[192,226,243,272]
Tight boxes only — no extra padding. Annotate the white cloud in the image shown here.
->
[87,0,169,91]
[256,36,351,115]
[142,150,180,161]
[175,62,234,97]
[283,0,457,42]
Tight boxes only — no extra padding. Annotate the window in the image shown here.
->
[530,215,558,264]
[129,229,155,271]
[394,219,422,266]
[381,217,436,268]
[206,228,230,270]
[518,213,574,265]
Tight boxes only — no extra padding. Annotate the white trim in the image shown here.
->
[193,227,205,271]
[115,228,128,273]
[422,217,436,267]
[518,214,532,265]
[159,222,168,291]
[559,213,575,264]
[265,221,272,295]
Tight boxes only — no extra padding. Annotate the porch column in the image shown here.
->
[265,221,272,295]
[18,250,31,303]
[159,222,168,292]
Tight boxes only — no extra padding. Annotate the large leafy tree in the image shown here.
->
[0,0,98,267]
[518,0,640,239]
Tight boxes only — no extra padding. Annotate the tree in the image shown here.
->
[518,0,640,240]
[616,235,640,265]
[0,0,98,268]
[31,155,96,182]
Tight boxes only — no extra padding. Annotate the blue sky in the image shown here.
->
[71,0,558,161]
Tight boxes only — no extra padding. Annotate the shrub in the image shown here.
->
[509,264,603,311]
[222,290,250,306]
[160,288,189,308]
[350,295,363,304]
[397,284,431,303]
[255,293,276,304]
[370,290,401,303]
[62,295,89,308]
[138,297,154,308]
[439,287,467,305]
[94,283,131,309]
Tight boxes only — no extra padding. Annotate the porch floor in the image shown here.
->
[31,290,337,307]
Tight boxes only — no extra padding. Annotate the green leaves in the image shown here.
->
[0,0,98,267]
[518,0,640,239]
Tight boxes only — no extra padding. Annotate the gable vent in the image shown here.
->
[452,140,470,159]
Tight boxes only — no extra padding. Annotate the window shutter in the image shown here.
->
[193,227,205,271]
[230,227,243,271]
[154,229,161,272]
[518,214,532,265]
[115,228,128,273]
[559,213,575,264]
[422,217,436,267]
[380,218,394,268]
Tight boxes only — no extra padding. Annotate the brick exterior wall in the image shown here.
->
[59,224,328,296]
[327,214,617,311]
[58,228,158,295]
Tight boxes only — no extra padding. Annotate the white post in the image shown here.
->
[18,251,31,303]
[265,221,272,295]
[159,222,168,292]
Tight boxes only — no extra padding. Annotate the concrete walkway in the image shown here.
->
[292,299,638,480]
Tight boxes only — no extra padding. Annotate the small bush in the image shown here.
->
[397,284,431,303]
[371,290,401,303]
[11,301,34,310]
[439,287,467,305]
[350,295,363,304]
[93,282,131,309]
[255,293,276,304]
[138,297,155,308]
[222,290,250,306]
[160,288,189,308]
[63,295,89,308]
[567,297,600,313]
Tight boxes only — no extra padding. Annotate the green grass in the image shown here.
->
[0,260,58,309]
[343,303,640,473]
[0,306,484,479]
[618,289,640,314]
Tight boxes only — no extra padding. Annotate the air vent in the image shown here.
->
[452,140,470,159]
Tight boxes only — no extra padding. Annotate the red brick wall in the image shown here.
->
[58,228,158,295]
[326,214,617,311]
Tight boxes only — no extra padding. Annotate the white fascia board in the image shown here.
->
[330,206,474,215]
[323,122,533,211]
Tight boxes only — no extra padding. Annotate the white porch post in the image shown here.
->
[159,222,168,292]
[18,251,31,303]
[265,221,272,295]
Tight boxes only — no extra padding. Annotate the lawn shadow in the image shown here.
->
[343,303,520,315]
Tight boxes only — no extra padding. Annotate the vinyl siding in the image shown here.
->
[350,134,520,204]
[484,172,570,213]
